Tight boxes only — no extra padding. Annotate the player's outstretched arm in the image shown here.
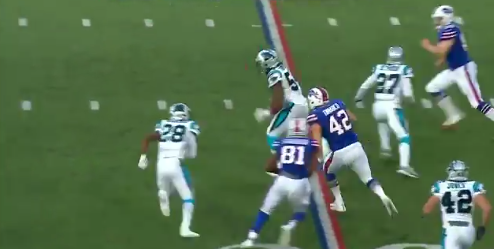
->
[422,196,440,216]
[346,109,357,121]
[474,194,491,228]
[141,133,160,154]
[270,83,284,114]
[308,123,323,160]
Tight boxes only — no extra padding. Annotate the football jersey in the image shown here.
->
[273,137,319,179]
[307,99,358,151]
[438,23,471,69]
[370,64,413,106]
[266,64,306,105]
[431,180,486,227]
[154,120,200,159]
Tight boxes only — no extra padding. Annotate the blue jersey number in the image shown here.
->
[280,145,305,165]
[329,110,352,135]
[375,73,400,94]
[160,124,186,142]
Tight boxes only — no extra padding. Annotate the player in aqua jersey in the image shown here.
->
[421,5,494,129]
[355,46,418,178]
[253,49,309,154]
[307,87,397,216]
[422,160,491,249]
[138,103,200,238]
[240,119,318,248]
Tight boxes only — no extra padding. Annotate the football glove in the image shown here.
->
[476,226,486,240]
[138,154,148,170]
[254,108,271,123]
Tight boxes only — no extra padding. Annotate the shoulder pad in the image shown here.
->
[403,66,414,77]
[473,181,486,194]
[431,180,443,195]
[189,121,200,135]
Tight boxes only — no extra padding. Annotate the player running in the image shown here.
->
[240,119,318,248]
[253,49,309,153]
[422,160,491,249]
[354,46,419,178]
[307,87,398,216]
[138,103,200,238]
[422,5,494,128]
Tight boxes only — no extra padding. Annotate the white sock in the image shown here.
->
[485,109,494,121]
[437,96,460,119]
[398,142,410,168]
[181,202,194,229]
[377,123,391,151]
[330,185,344,203]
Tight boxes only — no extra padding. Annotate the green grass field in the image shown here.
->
[1,0,493,249]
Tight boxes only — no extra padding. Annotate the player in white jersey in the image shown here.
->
[354,46,419,178]
[422,160,491,249]
[138,103,200,238]
[253,49,309,153]
[422,6,494,129]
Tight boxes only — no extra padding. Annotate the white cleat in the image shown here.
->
[380,195,398,216]
[180,229,200,238]
[278,225,293,246]
[397,167,419,178]
[158,191,170,217]
[442,113,464,129]
[380,150,392,159]
[329,202,347,212]
[240,239,255,248]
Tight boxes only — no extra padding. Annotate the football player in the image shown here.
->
[422,160,491,248]
[254,49,309,153]
[240,119,318,248]
[307,87,397,216]
[422,5,494,128]
[354,46,419,178]
[138,103,200,238]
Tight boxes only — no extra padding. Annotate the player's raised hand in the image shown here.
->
[421,38,432,50]
[254,108,271,123]
[138,154,148,169]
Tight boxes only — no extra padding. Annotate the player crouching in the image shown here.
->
[138,103,200,238]
[240,119,319,248]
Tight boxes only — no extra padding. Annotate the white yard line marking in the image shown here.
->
[454,16,464,25]
[21,100,32,111]
[223,99,233,110]
[251,24,262,28]
[89,100,100,111]
[389,17,401,26]
[157,100,167,110]
[18,18,28,27]
[421,98,433,109]
[205,19,215,28]
[82,19,91,27]
[144,19,154,27]
[327,18,338,26]
[282,24,293,27]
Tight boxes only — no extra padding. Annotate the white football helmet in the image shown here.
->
[446,160,469,181]
[307,87,329,109]
[387,46,403,65]
[287,118,308,137]
[169,103,190,121]
[255,49,280,70]
[431,5,454,28]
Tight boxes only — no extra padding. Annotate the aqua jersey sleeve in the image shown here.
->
[403,65,414,78]
[439,25,458,41]
[473,181,486,196]
[189,121,200,136]
[155,121,163,133]
[431,181,442,196]
[267,69,283,88]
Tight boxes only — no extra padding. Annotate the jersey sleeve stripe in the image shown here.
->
[307,114,317,122]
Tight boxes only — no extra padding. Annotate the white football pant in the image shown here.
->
[260,176,311,215]
[324,142,373,184]
[267,103,309,140]
[156,157,193,202]
[426,61,482,108]
[442,225,476,249]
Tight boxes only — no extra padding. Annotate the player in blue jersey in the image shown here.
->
[422,5,494,129]
[240,119,319,248]
[306,87,398,216]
